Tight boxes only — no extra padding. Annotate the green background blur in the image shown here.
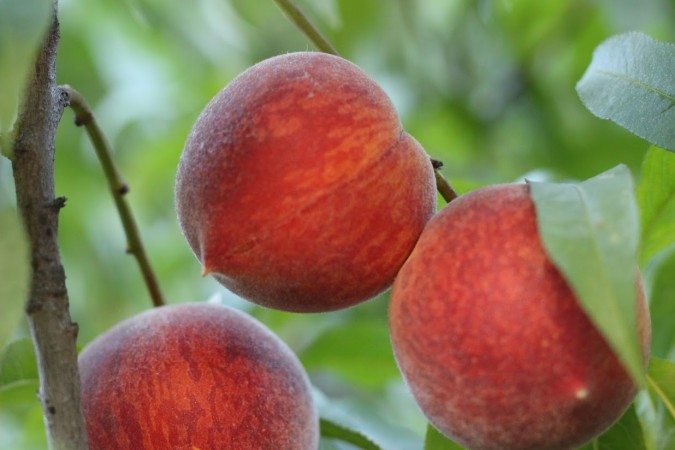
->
[1,0,674,448]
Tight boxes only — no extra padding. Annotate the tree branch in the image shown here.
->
[60,85,165,308]
[10,3,89,450]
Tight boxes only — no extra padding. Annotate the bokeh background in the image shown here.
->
[1,0,674,448]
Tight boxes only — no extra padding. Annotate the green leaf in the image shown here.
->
[637,146,675,265]
[0,208,29,349]
[424,425,464,450]
[0,380,43,450]
[576,32,675,151]
[646,357,675,421]
[528,165,644,384]
[301,321,399,389]
[0,339,37,390]
[0,339,42,449]
[645,248,675,359]
[320,418,382,450]
[313,387,422,450]
[578,405,646,450]
[0,0,52,148]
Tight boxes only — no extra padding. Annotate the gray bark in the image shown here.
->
[10,3,89,449]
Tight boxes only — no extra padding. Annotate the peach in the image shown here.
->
[175,52,436,312]
[79,303,318,449]
[389,184,651,450]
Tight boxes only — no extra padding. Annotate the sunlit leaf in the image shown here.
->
[0,208,29,348]
[637,146,675,265]
[578,405,646,450]
[528,165,644,384]
[424,425,464,450]
[576,32,675,151]
[0,0,52,149]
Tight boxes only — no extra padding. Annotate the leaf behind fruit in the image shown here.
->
[578,404,646,450]
[644,248,675,359]
[576,32,675,151]
[647,358,675,422]
[637,147,675,265]
[529,165,644,385]
[320,418,383,450]
[301,320,399,389]
[313,386,422,450]
[424,425,464,450]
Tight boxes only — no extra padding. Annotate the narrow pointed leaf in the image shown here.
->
[576,32,675,151]
[637,146,675,264]
[529,165,644,384]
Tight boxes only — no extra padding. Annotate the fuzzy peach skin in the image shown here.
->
[175,52,436,313]
[389,184,651,450]
[79,303,319,450]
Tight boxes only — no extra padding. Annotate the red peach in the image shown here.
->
[79,303,318,449]
[389,183,651,450]
[175,52,436,312]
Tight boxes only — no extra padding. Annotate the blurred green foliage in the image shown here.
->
[1,0,675,448]
[0,209,29,349]
[0,0,51,145]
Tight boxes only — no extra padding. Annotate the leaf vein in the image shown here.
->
[596,70,675,104]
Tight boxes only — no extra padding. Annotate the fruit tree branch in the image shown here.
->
[272,0,458,204]
[60,85,165,308]
[9,3,89,450]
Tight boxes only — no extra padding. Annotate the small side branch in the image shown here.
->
[60,85,165,308]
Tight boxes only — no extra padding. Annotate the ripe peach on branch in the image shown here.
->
[79,303,319,450]
[389,184,651,450]
[175,52,437,313]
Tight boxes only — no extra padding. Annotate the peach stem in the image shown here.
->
[435,170,458,203]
